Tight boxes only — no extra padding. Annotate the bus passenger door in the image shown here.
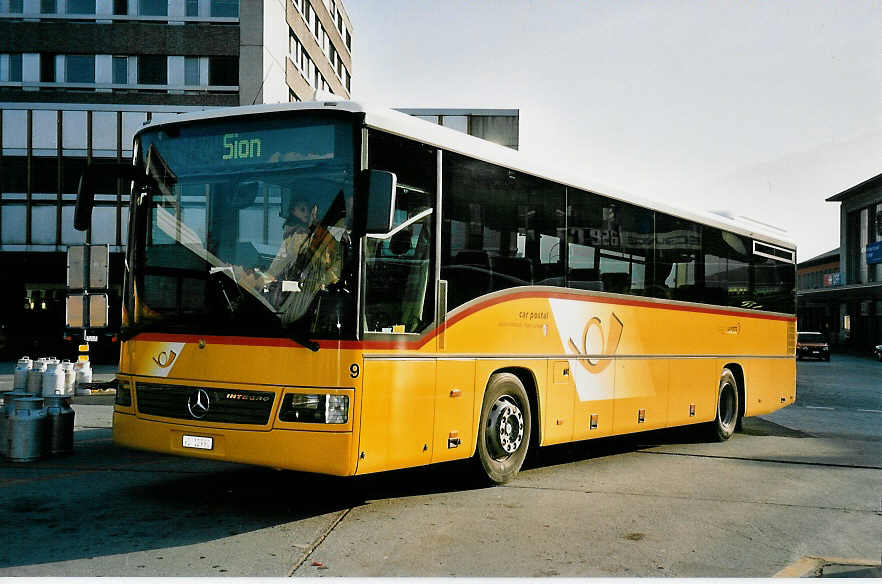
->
[358,152,439,473]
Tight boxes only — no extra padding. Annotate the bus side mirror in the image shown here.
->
[75,161,144,231]
[361,169,397,234]
[74,168,95,231]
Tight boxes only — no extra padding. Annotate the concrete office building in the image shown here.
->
[797,174,882,351]
[397,108,519,150]
[0,0,353,359]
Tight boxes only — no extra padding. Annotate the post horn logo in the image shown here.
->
[152,350,177,368]
[567,312,624,373]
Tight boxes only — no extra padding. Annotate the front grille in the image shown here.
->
[136,383,275,425]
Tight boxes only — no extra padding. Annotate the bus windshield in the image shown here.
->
[128,113,358,342]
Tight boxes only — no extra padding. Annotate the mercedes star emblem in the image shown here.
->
[187,388,211,419]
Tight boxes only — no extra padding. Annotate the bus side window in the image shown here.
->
[441,152,566,310]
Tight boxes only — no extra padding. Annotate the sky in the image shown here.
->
[344,0,882,261]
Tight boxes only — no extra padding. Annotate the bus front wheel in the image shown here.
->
[709,368,739,442]
[476,373,532,485]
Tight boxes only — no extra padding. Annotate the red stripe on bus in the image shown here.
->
[134,290,794,350]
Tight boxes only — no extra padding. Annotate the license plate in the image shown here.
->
[182,435,213,450]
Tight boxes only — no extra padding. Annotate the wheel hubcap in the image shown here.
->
[487,396,524,459]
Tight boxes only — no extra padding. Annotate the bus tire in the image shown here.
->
[709,368,739,442]
[476,373,532,485]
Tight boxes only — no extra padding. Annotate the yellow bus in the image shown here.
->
[76,101,796,484]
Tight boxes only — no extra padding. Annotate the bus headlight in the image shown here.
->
[279,393,348,424]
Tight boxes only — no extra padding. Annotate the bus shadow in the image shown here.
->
[0,449,486,572]
[0,417,811,572]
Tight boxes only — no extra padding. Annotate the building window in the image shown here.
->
[40,0,56,13]
[208,56,237,86]
[139,0,167,16]
[113,0,127,14]
[345,30,351,50]
[185,0,198,16]
[67,0,96,14]
[8,0,23,12]
[66,55,95,83]
[184,56,200,85]
[210,0,237,17]
[9,54,23,82]
[40,53,56,82]
[138,55,167,85]
[113,56,128,84]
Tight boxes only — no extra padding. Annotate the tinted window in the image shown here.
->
[65,55,95,83]
[138,55,167,85]
[797,333,826,343]
[567,189,652,295]
[67,0,95,13]
[210,0,237,17]
[703,227,752,309]
[442,151,565,310]
[139,0,166,16]
[113,56,128,84]
[754,255,795,314]
[40,53,55,83]
[208,56,238,86]
[654,213,701,301]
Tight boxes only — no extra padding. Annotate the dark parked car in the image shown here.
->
[796,332,830,361]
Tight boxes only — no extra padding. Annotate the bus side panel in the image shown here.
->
[667,358,717,426]
[433,359,476,463]
[742,358,796,417]
[544,360,575,445]
[356,359,435,474]
[613,358,669,434]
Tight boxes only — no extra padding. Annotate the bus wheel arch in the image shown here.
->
[474,368,537,484]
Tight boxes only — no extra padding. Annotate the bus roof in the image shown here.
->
[135,100,796,251]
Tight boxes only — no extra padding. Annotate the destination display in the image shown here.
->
[138,117,338,175]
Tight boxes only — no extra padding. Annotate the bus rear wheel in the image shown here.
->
[476,373,532,485]
[708,368,739,442]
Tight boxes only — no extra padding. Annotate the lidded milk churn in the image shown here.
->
[42,361,65,397]
[75,360,93,395]
[0,390,34,458]
[13,356,32,391]
[7,397,46,462]
[43,396,75,456]
[26,359,47,395]
[61,361,76,395]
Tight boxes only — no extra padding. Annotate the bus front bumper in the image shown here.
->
[112,411,358,476]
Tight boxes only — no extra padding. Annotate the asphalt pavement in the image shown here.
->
[0,354,879,577]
